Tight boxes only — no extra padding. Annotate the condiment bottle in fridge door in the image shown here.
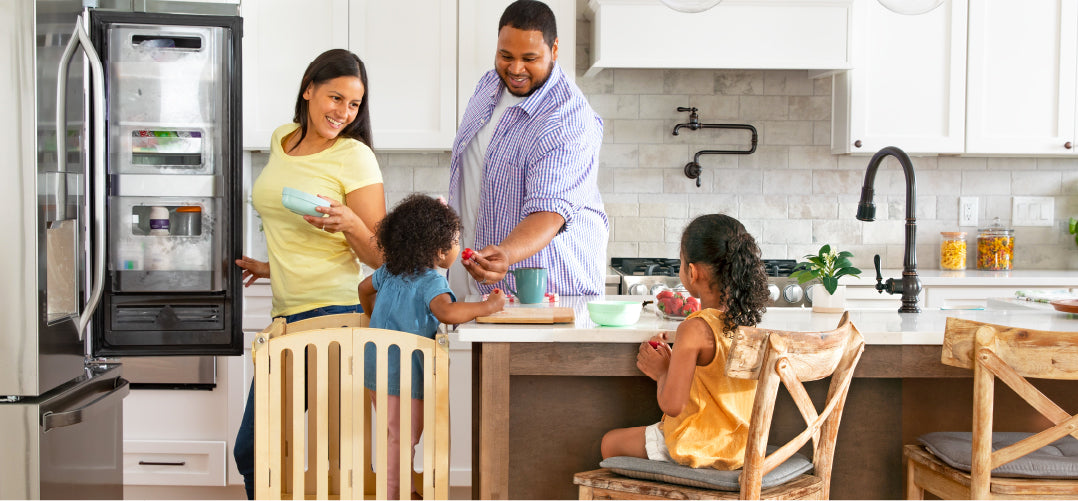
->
[976,217,1013,271]
[939,231,966,270]
[145,206,172,270]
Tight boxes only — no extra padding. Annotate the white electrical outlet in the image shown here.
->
[1012,196,1054,226]
[959,197,978,227]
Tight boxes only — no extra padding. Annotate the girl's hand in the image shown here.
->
[637,332,672,381]
[304,194,360,235]
[234,256,269,287]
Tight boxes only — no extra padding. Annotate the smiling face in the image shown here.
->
[301,75,365,144]
[495,26,558,97]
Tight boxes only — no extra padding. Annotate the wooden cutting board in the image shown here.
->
[475,307,576,324]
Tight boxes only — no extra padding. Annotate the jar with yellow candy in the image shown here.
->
[939,231,967,270]
[977,217,1014,271]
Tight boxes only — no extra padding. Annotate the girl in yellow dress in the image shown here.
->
[601,214,770,469]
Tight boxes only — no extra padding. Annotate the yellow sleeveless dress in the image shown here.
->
[661,308,758,469]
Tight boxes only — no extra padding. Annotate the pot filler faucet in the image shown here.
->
[856,146,922,313]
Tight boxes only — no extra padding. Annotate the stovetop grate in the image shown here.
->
[612,258,799,278]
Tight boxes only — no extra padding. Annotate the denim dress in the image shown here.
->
[363,266,454,399]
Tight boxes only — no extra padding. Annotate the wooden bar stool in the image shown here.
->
[252,313,450,500]
[904,317,1078,500]
[574,311,864,500]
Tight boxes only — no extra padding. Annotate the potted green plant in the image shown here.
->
[790,244,862,313]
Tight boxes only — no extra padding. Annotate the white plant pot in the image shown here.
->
[811,284,846,313]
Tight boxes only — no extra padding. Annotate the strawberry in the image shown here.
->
[656,290,674,300]
[491,288,501,294]
[648,340,660,349]
[670,297,683,313]
[462,248,475,260]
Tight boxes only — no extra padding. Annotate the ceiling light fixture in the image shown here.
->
[659,0,722,14]
[877,0,944,15]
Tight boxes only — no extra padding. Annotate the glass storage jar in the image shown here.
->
[939,231,967,270]
[976,217,1014,270]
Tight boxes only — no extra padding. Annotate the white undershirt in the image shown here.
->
[449,88,524,298]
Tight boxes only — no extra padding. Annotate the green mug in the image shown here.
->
[509,267,548,304]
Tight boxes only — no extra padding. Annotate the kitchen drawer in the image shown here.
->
[844,285,902,310]
[924,286,1023,309]
[123,440,226,486]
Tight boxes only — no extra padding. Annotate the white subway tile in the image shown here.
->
[613,168,665,193]
[739,96,788,120]
[664,69,716,94]
[715,70,765,95]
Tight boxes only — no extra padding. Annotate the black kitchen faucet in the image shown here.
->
[856,146,922,313]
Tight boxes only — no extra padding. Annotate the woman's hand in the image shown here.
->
[464,245,509,286]
[305,194,360,234]
[637,332,672,381]
[234,255,270,287]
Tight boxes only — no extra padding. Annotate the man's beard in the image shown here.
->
[502,61,555,97]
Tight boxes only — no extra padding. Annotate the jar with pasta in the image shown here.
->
[977,217,1014,271]
[939,231,967,270]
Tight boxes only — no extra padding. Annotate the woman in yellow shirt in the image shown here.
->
[601,214,770,470]
[232,49,386,499]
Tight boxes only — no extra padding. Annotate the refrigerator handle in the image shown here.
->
[57,15,107,342]
[41,378,130,432]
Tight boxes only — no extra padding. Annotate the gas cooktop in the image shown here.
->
[610,258,814,307]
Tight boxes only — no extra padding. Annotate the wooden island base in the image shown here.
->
[473,343,1078,500]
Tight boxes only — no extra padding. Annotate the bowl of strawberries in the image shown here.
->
[655,287,700,320]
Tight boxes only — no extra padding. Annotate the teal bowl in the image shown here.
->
[587,300,643,327]
[281,187,329,217]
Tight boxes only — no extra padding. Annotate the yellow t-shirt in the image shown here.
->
[662,308,758,469]
[252,123,383,317]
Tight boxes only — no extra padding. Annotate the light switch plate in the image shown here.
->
[959,197,978,227]
[1012,196,1054,226]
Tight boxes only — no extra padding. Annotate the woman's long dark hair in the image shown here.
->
[681,214,769,333]
[290,49,373,151]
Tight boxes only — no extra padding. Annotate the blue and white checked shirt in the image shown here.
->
[449,64,608,296]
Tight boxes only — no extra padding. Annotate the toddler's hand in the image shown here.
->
[485,288,507,313]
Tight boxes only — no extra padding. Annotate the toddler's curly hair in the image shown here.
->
[376,194,461,277]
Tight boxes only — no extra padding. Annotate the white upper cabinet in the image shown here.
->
[458,0,576,123]
[585,0,853,76]
[241,0,457,151]
[831,0,967,154]
[240,0,348,150]
[834,0,1078,156]
[349,0,457,150]
[965,0,1077,155]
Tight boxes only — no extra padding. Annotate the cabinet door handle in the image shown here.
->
[1065,141,1073,149]
[854,140,863,148]
[138,461,187,467]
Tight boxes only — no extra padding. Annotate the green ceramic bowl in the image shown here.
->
[587,300,643,327]
[281,187,329,217]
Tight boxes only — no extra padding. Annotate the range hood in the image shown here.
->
[585,0,854,77]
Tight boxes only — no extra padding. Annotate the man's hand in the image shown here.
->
[463,245,510,286]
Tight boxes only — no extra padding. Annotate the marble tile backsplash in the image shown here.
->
[245,23,1078,272]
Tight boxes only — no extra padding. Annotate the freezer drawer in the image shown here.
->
[0,364,128,500]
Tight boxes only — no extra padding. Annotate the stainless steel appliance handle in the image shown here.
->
[41,378,130,432]
[57,15,107,341]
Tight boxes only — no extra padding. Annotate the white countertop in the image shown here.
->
[847,268,1078,287]
[450,294,1078,346]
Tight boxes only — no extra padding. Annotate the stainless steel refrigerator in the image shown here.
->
[0,1,243,498]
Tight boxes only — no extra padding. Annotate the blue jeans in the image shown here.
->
[233,304,361,499]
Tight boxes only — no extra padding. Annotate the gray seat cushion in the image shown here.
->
[919,431,1078,479]
[600,446,813,491]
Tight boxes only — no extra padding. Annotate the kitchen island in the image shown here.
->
[452,295,1078,500]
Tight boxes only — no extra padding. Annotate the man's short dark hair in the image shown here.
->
[498,0,558,49]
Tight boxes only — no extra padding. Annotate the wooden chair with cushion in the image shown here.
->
[574,311,865,500]
[252,313,450,500]
[904,317,1078,500]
